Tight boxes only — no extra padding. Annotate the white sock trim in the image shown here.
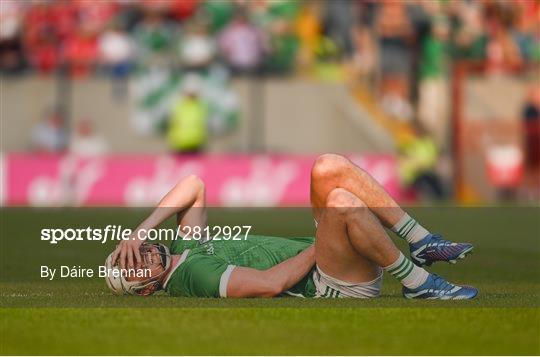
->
[407,224,430,244]
[383,252,429,289]
[392,213,430,244]
[391,214,411,233]
[383,252,406,271]
[401,264,429,289]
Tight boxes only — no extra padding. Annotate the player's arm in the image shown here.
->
[226,246,316,298]
[113,174,206,268]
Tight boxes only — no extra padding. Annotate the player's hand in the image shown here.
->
[112,234,143,269]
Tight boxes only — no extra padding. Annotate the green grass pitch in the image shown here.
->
[1,207,539,355]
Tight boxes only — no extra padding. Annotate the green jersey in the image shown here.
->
[164,235,316,298]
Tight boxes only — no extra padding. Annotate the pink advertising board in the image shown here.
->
[2,153,403,206]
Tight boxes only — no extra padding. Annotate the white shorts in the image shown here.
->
[313,265,383,298]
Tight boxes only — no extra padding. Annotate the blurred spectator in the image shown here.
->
[70,119,109,157]
[521,85,540,200]
[98,22,135,77]
[23,1,60,74]
[418,15,450,149]
[264,18,299,74]
[63,25,98,78]
[450,0,487,60]
[170,0,199,21]
[266,0,300,22]
[30,109,67,153]
[167,74,208,153]
[77,0,118,35]
[323,0,354,56]
[179,21,215,71]
[376,1,414,121]
[218,11,267,74]
[350,25,376,82]
[398,126,447,201]
[132,7,175,68]
[0,0,23,40]
[114,1,143,32]
[98,21,135,99]
[484,1,523,73]
[49,0,79,41]
[349,0,377,78]
[376,1,413,81]
[522,0,540,61]
[202,0,234,34]
[0,0,25,74]
[249,0,299,74]
[24,31,58,75]
[295,1,322,69]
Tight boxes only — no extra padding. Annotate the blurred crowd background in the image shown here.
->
[1,0,539,205]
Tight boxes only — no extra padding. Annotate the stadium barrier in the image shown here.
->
[1,153,402,207]
[2,153,401,207]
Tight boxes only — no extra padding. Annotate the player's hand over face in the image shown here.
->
[112,233,143,269]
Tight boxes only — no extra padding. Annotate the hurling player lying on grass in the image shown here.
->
[107,154,477,299]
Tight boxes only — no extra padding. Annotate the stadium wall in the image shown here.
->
[2,77,394,154]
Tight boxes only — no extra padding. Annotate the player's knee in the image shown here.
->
[312,153,349,181]
[326,188,366,216]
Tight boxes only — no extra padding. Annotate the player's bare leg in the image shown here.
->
[310,154,474,266]
[315,187,478,299]
[310,154,403,226]
[315,188,400,284]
